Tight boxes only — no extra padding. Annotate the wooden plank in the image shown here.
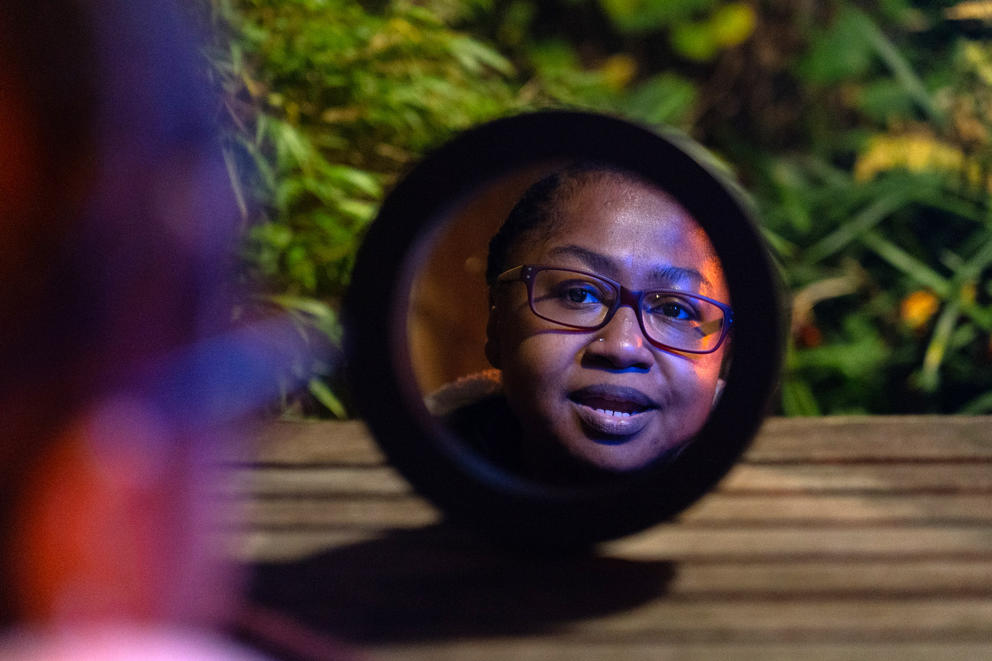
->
[564,598,992,639]
[229,530,992,596]
[227,416,992,467]
[215,462,992,499]
[214,528,379,563]
[239,543,992,596]
[604,525,992,560]
[718,463,992,493]
[749,416,992,461]
[215,467,411,497]
[223,497,440,529]
[369,641,992,661]
[220,493,991,530]
[248,597,992,647]
[228,525,992,563]
[243,419,385,465]
[682,493,992,524]
[664,560,992,596]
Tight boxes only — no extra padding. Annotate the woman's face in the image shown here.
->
[488,175,729,473]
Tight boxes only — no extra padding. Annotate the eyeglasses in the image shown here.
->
[496,265,733,354]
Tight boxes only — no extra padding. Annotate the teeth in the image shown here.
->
[594,408,632,418]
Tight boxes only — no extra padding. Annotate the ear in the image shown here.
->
[484,301,501,369]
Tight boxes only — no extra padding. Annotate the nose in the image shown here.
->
[582,306,654,371]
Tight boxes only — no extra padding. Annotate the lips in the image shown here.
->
[568,384,659,440]
[569,384,659,414]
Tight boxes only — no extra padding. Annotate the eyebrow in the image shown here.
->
[546,244,710,289]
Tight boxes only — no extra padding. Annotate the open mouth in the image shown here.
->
[569,385,658,414]
[568,385,659,439]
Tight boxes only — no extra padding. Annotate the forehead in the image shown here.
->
[517,174,727,296]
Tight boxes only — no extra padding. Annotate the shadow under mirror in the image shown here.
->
[245,525,675,645]
[346,111,783,547]
[408,163,733,486]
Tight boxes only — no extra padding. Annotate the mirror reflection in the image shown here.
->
[409,163,731,485]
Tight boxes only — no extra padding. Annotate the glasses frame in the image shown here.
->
[496,264,734,354]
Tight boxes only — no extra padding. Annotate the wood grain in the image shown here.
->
[220,416,992,659]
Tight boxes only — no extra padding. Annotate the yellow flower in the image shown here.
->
[854,133,966,182]
[900,290,940,330]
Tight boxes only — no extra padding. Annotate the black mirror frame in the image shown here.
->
[345,111,784,548]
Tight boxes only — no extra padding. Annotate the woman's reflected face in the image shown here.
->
[487,172,729,473]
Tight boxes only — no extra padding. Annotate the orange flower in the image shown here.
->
[900,290,940,330]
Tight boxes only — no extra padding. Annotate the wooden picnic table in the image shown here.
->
[217,416,992,660]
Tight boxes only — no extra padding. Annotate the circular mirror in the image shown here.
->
[345,111,783,547]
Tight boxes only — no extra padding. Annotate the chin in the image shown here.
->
[569,437,677,473]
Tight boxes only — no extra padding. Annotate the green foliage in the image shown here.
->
[598,0,715,35]
[624,73,697,126]
[753,3,992,414]
[798,8,877,85]
[208,0,530,415]
[219,0,521,298]
[205,0,992,417]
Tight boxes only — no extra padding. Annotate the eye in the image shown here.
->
[646,294,700,322]
[556,279,607,307]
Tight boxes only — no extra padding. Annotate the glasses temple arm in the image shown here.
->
[693,317,727,338]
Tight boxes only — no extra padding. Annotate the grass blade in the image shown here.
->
[860,230,951,296]
[919,299,960,392]
[803,191,908,264]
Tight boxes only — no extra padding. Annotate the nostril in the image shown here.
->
[583,334,653,371]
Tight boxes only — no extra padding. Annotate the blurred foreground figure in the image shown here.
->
[0,1,316,658]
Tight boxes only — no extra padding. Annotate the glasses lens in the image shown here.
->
[642,291,726,352]
[531,269,614,327]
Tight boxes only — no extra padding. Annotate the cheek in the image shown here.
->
[498,323,587,420]
[502,331,576,391]
[499,301,564,374]
[661,354,723,423]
